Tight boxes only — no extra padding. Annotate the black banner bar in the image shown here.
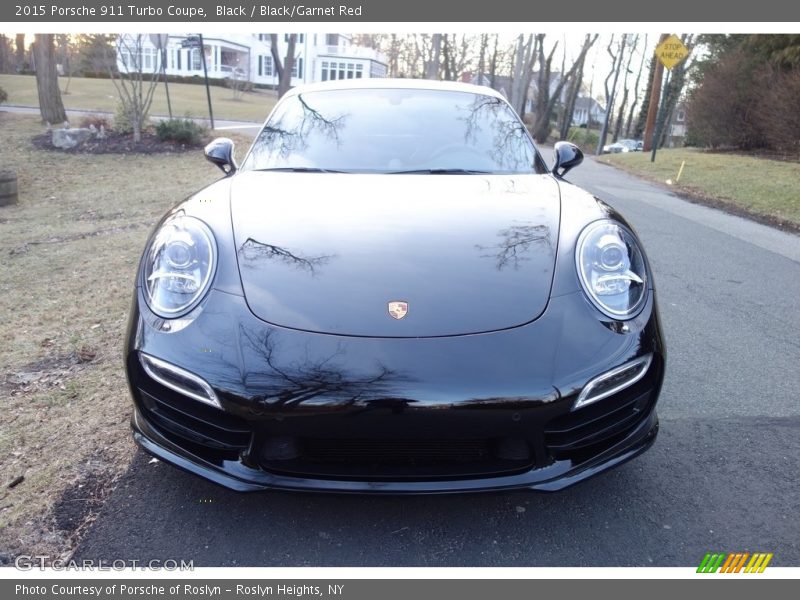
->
[3,579,798,600]
[3,0,800,22]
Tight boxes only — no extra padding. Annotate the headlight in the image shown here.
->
[143,215,217,317]
[576,220,647,319]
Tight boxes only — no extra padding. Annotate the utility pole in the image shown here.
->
[642,33,669,153]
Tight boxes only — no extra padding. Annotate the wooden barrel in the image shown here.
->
[0,170,18,207]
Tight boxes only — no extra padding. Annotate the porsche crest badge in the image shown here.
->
[388,301,408,320]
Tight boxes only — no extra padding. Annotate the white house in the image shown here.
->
[572,96,606,127]
[115,33,387,87]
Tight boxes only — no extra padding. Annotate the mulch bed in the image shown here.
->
[31,130,208,155]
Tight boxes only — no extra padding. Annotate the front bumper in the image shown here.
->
[126,288,665,494]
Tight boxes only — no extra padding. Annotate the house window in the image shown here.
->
[264,56,272,76]
[284,34,304,43]
[676,109,686,122]
[192,49,202,71]
[139,47,159,71]
[291,57,303,78]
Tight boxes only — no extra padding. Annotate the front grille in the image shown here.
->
[261,437,533,480]
[139,388,251,452]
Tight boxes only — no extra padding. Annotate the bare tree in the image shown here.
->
[425,33,442,79]
[32,34,67,124]
[107,34,160,142]
[509,34,535,116]
[270,33,296,98]
[386,33,401,77]
[624,34,648,137]
[596,34,628,155]
[0,35,11,73]
[612,35,640,141]
[558,45,589,140]
[529,35,558,127]
[55,34,76,94]
[531,34,598,143]
[227,68,251,101]
[489,35,500,88]
[15,34,26,69]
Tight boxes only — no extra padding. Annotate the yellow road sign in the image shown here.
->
[655,35,690,70]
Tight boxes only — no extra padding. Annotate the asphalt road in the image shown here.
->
[74,154,800,567]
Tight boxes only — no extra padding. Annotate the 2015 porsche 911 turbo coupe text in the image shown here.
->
[126,79,665,493]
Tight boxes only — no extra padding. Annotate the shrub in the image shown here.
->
[155,118,208,146]
[0,86,7,105]
[567,126,599,152]
[114,102,139,134]
[79,114,111,130]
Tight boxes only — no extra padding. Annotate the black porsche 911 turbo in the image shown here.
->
[126,79,665,493]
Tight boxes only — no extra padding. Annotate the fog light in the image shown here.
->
[574,353,652,410]
[139,352,221,410]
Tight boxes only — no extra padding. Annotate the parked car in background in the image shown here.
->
[603,139,642,154]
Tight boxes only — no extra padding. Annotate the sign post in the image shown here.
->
[651,34,690,162]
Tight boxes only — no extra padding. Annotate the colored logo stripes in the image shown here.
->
[697,552,773,573]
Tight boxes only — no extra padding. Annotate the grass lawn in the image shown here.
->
[598,147,800,229]
[0,73,276,123]
[0,113,255,560]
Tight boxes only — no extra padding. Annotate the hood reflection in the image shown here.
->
[238,328,413,412]
[476,223,553,271]
[238,237,335,276]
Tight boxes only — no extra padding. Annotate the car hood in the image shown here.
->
[230,171,561,337]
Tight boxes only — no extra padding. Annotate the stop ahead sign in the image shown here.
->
[655,35,690,70]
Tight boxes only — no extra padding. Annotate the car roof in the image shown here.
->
[282,78,508,101]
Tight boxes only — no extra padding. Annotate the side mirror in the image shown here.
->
[552,141,583,179]
[204,137,237,175]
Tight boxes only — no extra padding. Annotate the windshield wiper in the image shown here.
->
[388,168,492,175]
[255,167,346,173]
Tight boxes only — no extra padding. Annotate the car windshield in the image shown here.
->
[241,87,545,174]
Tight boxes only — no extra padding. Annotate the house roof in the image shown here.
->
[573,96,605,111]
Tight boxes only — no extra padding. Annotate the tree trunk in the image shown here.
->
[489,36,499,89]
[270,34,296,98]
[477,34,488,84]
[534,34,597,143]
[510,35,535,116]
[612,35,638,141]
[559,58,584,140]
[425,34,441,79]
[0,35,10,73]
[442,35,453,81]
[633,56,657,139]
[15,34,25,68]
[612,88,628,141]
[33,34,67,124]
[623,34,647,137]
[596,35,627,155]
